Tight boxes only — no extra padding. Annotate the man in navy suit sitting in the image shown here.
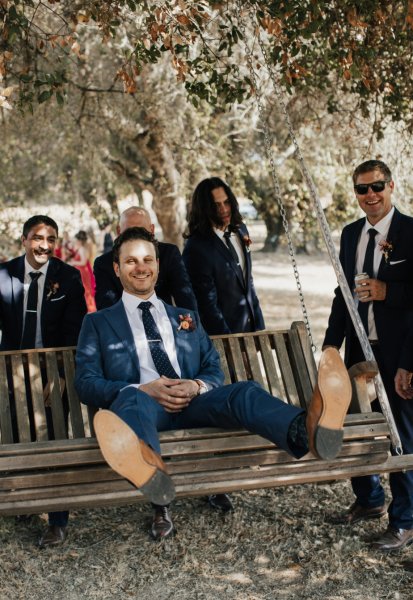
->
[75,227,351,540]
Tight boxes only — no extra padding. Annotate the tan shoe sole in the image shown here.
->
[94,410,175,505]
[313,347,352,460]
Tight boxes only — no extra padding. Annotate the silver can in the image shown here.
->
[354,272,370,300]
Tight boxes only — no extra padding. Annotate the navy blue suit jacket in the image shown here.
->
[182,223,265,335]
[323,208,413,377]
[74,301,224,409]
[0,255,87,350]
[94,242,197,311]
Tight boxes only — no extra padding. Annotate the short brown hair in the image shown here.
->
[352,160,392,184]
[112,227,159,264]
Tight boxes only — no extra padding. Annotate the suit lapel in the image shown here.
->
[377,208,401,278]
[103,301,141,374]
[346,220,364,284]
[212,232,245,289]
[40,257,60,340]
[164,303,184,367]
[10,256,25,345]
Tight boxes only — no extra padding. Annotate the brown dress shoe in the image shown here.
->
[151,506,174,540]
[94,410,175,506]
[371,526,413,552]
[331,502,386,525]
[306,347,351,460]
[208,493,234,512]
[38,525,67,548]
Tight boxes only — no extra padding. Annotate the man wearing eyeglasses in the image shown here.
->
[323,159,413,552]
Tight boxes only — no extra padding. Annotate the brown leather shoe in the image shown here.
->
[151,505,174,540]
[371,527,413,552]
[208,493,234,512]
[94,410,175,506]
[331,502,386,525]
[38,525,67,548]
[306,347,351,460]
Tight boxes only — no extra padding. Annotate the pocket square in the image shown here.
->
[50,295,66,302]
[389,259,407,265]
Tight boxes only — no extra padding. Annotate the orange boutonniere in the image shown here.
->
[379,239,393,264]
[177,313,196,331]
[46,281,60,299]
[242,235,252,253]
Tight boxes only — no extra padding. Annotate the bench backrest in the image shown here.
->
[0,322,318,445]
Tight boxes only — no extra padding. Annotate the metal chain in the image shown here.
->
[235,1,316,352]
[235,0,402,453]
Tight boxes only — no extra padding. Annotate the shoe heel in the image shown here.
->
[141,470,176,506]
[315,426,344,460]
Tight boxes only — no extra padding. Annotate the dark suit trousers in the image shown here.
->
[110,381,306,460]
[349,343,413,529]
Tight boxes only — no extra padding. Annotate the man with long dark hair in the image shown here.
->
[183,177,264,336]
[182,177,265,512]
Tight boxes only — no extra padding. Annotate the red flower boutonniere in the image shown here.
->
[177,313,196,331]
[46,281,60,299]
[242,235,252,253]
[379,239,393,264]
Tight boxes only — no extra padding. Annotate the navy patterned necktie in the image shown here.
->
[21,271,42,349]
[358,228,377,333]
[138,301,179,379]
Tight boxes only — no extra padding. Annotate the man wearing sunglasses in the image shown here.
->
[323,159,413,551]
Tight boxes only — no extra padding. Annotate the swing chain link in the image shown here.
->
[235,0,316,352]
[235,0,403,453]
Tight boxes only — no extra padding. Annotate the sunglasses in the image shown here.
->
[354,180,390,195]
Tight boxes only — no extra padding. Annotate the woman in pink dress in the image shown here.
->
[69,230,96,313]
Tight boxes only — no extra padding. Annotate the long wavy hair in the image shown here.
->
[185,177,243,238]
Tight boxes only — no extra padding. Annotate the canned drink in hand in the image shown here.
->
[355,272,370,300]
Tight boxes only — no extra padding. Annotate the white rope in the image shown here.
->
[235,0,402,453]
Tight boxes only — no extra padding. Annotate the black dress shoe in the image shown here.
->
[151,506,174,541]
[38,525,67,548]
[331,502,386,525]
[371,526,413,552]
[208,493,234,512]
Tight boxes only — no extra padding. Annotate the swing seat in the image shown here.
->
[0,322,411,516]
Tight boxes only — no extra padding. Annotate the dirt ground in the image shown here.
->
[1,234,412,600]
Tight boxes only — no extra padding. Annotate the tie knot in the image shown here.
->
[29,272,41,281]
[138,301,152,312]
[223,230,231,240]
[368,228,378,240]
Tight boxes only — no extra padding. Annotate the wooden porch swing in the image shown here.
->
[0,3,412,517]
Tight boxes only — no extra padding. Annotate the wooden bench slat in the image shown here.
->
[272,333,301,407]
[288,328,314,409]
[63,350,86,438]
[257,334,283,397]
[0,356,13,444]
[11,354,31,443]
[27,352,48,442]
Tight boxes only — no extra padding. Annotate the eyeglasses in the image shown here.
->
[354,180,390,195]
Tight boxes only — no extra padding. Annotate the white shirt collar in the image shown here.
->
[24,256,49,278]
[122,290,162,315]
[363,206,394,236]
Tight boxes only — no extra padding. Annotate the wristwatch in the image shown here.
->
[195,379,208,395]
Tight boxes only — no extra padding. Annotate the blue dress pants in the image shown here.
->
[349,344,413,529]
[110,381,306,460]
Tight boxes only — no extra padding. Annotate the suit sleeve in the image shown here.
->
[94,255,120,310]
[183,240,231,335]
[323,232,347,349]
[398,326,413,372]
[61,269,88,345]
[193,314,225,388]
[164,245,198,311]
[74,314,133,408]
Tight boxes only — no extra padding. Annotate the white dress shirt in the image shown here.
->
[23,258,49,348]
[354,206,394,340]
[214,227,246,279]
[122,290,181,384]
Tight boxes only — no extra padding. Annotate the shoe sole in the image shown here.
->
[372,537,413,553]
[314,348,352,460]
[94,410,175,506]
